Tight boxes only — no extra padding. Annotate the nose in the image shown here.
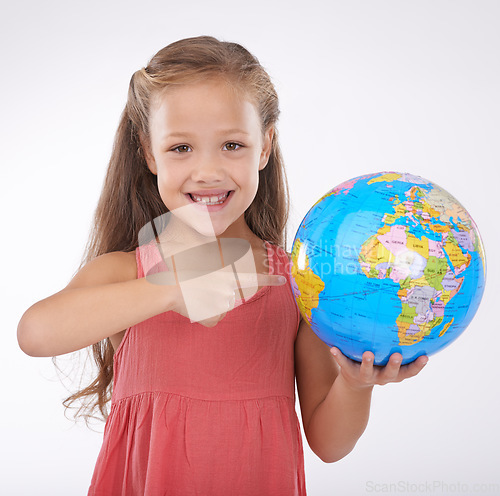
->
[191,152,225,183]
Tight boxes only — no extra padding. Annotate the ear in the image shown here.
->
[258,126,274,171]
[139,134,157,175]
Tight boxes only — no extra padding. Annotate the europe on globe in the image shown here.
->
[290,172,486,365]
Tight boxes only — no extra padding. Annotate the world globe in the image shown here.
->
[289,172,486,365]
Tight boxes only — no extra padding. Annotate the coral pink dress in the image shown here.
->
[87,240,306,495]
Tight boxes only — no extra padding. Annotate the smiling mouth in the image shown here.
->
[188,191,233,205]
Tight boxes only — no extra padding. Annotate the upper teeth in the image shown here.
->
[191,192,229,204]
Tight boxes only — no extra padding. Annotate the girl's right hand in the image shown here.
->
[147,269,287,327]
[142,232,287,327]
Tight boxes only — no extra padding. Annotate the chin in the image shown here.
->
[185,219,229,239]
[209,224,231,238]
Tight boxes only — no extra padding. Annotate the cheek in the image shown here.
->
[155,172,181,206]
[157,167,179,189]
[242,169,260,200]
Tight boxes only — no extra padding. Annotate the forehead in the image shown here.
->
[149,78,260,134]
[155,75,252,102]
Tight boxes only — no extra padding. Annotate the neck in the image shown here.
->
[156,211,261,257]
[218,214,260,244]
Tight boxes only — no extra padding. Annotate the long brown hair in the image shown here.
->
[59,35,291,425]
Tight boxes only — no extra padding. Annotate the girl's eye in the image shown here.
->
[170,143,243,153]
[170,145,191,153]
[224,142,242,151]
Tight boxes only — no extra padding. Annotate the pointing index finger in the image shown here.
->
[236,273,287,288]
[145,267,287,288]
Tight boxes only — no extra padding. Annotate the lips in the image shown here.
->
[186,190,233,205]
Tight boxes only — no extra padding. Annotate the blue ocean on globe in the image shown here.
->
[289,172,486,365]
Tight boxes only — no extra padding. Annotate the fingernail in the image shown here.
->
[278,276,287,283]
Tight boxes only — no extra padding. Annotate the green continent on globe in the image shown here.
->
[359,182,475,346]
[291,239,325,324]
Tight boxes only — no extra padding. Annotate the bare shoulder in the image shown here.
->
[64,250,137,290]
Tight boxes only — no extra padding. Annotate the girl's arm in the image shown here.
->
[295,318,428,463]
[17,252,177,357]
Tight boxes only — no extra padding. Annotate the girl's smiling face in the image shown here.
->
[144,78,273,239]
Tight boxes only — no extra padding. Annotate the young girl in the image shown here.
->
[17,36,428,495]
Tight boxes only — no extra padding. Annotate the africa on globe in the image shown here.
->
[289,172,486,365]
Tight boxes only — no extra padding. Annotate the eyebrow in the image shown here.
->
[165,129,251,139]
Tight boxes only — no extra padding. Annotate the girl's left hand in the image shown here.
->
[330,347,428,391]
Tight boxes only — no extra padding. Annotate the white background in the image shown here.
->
[2,1,499,495]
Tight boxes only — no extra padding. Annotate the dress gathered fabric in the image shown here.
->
[87,240,306,496]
